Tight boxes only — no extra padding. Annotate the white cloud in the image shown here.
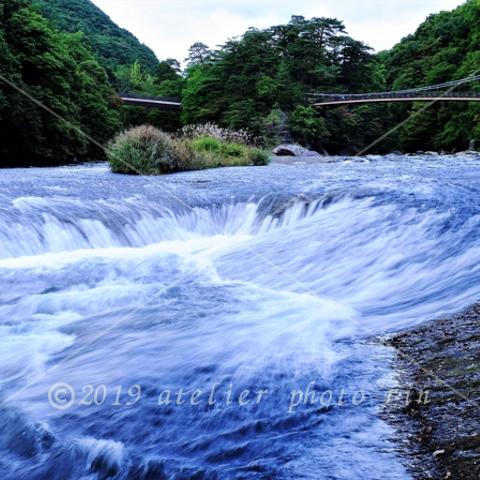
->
[92,0,465,62]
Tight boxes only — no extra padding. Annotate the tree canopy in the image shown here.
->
[0,0,121,166]
[180,16,390,153]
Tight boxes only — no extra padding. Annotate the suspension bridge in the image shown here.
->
[308,74,480,106]
[119,74,480,109]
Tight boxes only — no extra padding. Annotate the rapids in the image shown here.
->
[1,155,479,479]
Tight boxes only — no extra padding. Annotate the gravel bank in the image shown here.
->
[386,304,480,479]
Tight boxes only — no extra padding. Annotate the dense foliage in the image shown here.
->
[181,17,390,154]
[381,0,480,152]
[107,125,269,175]
[0,0,121,166]
[178,3,480,154]
[107,125,179,174]
[34,0,159,76]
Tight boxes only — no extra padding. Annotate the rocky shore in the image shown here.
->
[385,304,480,479]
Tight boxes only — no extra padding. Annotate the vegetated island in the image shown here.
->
[107,124,270,175]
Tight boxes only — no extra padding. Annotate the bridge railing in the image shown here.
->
[307,90,480,103]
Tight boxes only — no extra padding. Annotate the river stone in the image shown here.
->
[272,144,321,157]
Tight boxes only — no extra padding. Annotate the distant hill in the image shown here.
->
[34,0,159,74]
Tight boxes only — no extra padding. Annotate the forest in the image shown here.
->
[0,0,479,166]
[0,0,121,166]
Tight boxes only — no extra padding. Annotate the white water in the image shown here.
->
[1,158,480,479]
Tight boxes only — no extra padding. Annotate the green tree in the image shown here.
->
[289,106,329,148]
[122,58,185,133]
[186,42,212,68]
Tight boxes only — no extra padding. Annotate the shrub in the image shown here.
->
[248,148,271,166]
[191,136,223,153]
[190,136,269,167]
[222,142,245,157]
[191,136,248,158]
[107,125,179,175]
[172,139,212,170]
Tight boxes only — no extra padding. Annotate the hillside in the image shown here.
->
[0,0,121,166]
[382,0,480,152]
[34,0,159,74]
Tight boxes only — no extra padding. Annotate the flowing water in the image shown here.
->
[1,155,480,479]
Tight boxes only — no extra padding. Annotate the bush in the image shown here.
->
[190,136,269,167]
[107,125,179,174]
[222,143,245,157]
[172,139,212,170]
[191,136,223,153]
[191,136,247,158]
[248,148,271,166]
[107,125,270,175]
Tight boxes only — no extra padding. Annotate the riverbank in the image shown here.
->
[385,304,480,479]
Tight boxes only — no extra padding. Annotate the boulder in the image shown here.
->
[272,144,321,157]
[456,150,480,156]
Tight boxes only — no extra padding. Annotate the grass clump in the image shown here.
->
[190,136,270,167]
[248,148,271,166]
[107,125,270,175]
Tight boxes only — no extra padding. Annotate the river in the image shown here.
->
[1,155,480,479]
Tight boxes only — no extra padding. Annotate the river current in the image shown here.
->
[1,155,480,479]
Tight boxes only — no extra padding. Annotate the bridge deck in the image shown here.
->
[313,96,480,106]
[120,96,181,109]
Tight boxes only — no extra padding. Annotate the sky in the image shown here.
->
[91,0,466,62]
